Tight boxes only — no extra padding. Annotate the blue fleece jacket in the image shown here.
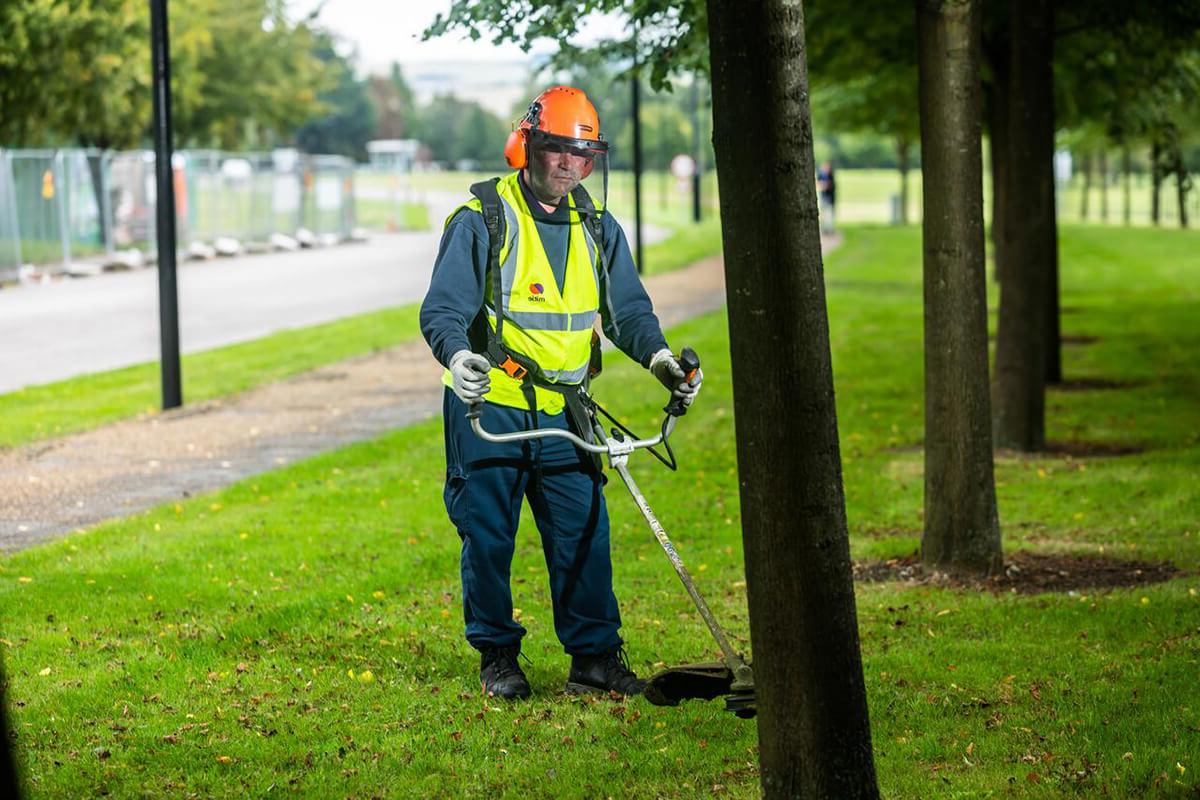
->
[419,173,669,370]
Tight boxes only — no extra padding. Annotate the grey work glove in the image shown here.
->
[649,347,703,408]
[448,349,491,404]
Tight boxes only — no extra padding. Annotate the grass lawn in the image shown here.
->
[2,224,1199,798]
[0,306,420,450]
[354,200,431,232]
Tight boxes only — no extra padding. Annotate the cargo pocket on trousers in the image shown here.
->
[443,466,470,538]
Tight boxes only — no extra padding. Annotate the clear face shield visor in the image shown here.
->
[525,130,609,218]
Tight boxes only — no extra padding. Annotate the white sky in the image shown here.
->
[292,0,626,74]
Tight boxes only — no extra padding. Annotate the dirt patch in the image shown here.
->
[854,550,1182,594]
[1050,378,1141,392]
[1043,440,1145,458]
[891,441,1144,458]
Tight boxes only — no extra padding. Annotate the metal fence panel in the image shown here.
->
[0,151,21,282]
[0,147,361,272]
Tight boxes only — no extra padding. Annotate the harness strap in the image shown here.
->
[468,178,607,471]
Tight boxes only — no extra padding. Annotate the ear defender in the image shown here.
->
[504,129,527,169]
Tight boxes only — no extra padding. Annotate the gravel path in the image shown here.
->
[0,236,838,552]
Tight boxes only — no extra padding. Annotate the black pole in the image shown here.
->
[151,0,182,409]
[691,77,703,223]
[631,62,644,273]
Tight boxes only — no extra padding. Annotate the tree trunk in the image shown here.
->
[987,41,1010,285]
[917,0,1002,576]
[1151,141,1162,226]
[993,0,1055,451]
[1079,152,1090,221]
[897,136,911,225]
[1175,144,1190,229]
[1098,149,1108,222]
[0,660,19,797]
[1122,143,1131,226]
[704,1,879,796]
[1045,217,1061,384]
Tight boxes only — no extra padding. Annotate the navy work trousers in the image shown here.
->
[441,388,623,656]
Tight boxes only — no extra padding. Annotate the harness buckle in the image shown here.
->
[499,356,528,380]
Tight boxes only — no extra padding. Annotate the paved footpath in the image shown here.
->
[0,237,837,552]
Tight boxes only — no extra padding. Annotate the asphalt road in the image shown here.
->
[0,193,667,393]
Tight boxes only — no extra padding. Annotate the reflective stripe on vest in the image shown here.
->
[441,172,601,413]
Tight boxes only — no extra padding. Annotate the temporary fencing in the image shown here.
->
[0,147,357,277]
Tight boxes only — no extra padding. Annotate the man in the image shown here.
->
[817,160,837,235]
[419,86,701,700]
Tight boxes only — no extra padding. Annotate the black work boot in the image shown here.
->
[479,645,531,700]
[565,645,647,696]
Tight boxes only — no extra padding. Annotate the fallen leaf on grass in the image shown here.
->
[38,667,51,676]
[216,755,232,764]
[18,577,32,584]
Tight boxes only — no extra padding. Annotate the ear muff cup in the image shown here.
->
[504,129,528,169]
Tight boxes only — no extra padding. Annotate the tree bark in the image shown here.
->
[986,40,1010,285]
[917,0,1003,576]
[897,136,911,225]
[1,659,19,798]
[993,0,1055,451]
[1045,219,1061,384]
[1151,141,1162,226]
[1099,149,1109,222]
[1122,143,1131,226]
[1079,152,1090,221]
[705,1,879,796]
[1175,144,1190,229]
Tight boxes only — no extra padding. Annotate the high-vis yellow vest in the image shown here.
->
[441,172,601,414]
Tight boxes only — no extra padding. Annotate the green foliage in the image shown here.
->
[411,96,510,169]
[293,35,376,160]
[0,0,149,148]
[426,1,709,91]
[0,0,330,150]
[367,64,420,140]
[171,1,331,150]
[2,225,1199,797]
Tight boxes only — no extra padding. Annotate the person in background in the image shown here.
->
[817,160,837,235]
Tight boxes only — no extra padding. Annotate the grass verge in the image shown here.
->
[2,224,1198,797]
[0,305,421,449]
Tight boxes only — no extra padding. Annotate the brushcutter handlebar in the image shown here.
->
[468,408,676,456]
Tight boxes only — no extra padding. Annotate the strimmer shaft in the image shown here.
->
[611,460,748,678]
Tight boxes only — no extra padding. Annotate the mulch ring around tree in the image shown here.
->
[996,440,1147,458]
[1050,377,1143,392]
[853,550,1182,594]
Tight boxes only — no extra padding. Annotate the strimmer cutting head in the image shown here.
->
[644,661,757,719]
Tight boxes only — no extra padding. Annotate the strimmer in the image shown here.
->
[467,348,756,718]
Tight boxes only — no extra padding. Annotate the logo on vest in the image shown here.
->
[527,282,547,303]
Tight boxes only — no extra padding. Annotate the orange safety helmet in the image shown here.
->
[504,86,608,176]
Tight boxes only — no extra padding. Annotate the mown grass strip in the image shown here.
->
[0,305,422,449]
